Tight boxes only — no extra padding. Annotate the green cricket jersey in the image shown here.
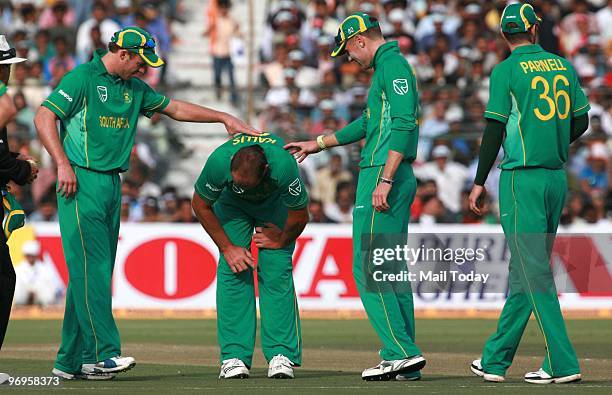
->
[42,49,170,172]
[195,133,308,209]
[336,41,419,168]
[485,44,590,170]
[0,82,6,96]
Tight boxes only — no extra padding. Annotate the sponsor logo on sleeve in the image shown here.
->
[58,89,73,102]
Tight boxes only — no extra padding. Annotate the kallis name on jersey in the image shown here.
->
[99,116,130,129]
[232,135,277,145]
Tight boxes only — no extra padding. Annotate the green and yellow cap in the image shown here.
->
[331,12,379,57]
[110,26,164,67]
[500,3,542,34]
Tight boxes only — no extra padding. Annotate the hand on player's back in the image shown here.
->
[223,113,262,137]
[222,245,254,273]
[284,140,321,163]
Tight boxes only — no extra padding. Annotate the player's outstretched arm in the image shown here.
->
[253,207,309,249]
[284,134,339,163]
[34,106,77,197]
[284,114,366,162]
[161,99,261,137]
[191,192,254,273]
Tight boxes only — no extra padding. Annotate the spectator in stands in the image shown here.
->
[311,153,353,206]
[414,145,469,215]
[324,181,354,224]
[559,0,598,58]
[14,240,63,307]
[29,194,58,222]
[417,194,447,225]
[114,0,134,28]
[141,196,161,222]
[76,1,120,64]
[419,101,450,160]
[308,199,335,223]
[204,0,240,105]
[39,1,76,30]
[46,36,76,81]
[175,197,197,223]
[579,143,609,194]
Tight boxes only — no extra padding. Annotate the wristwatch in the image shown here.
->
[379,177,394,185]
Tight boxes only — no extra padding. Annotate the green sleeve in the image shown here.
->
[571,68,590,117]
[474,119,505,186]
[194,152,227,205]
[136,78,170,118]
[41,68,87,120]
[0,82,6,97]
[484,65,511,123]
[382,59,419,156]
[277,153,308,210]
[335,113,366,145]
[570,113,589,143]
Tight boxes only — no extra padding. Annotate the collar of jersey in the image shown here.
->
[93,49,110,75]
[371,41,400,69]
[92,49,125,83]
[511,44,543,55]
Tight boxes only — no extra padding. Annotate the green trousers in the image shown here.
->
[214,190,301,368]
[55,166,122,373]
[482,168,579,377]
[353,163,421,362]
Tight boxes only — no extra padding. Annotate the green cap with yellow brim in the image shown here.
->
[111,26,164,67]
[331,12,379,57]
[500,3,542,34]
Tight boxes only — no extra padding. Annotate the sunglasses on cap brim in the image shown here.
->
[120,38,156,50]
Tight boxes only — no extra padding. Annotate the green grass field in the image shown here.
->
[1,318,611,394]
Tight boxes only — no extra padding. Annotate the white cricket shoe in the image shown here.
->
[362,355,426,381]
[524,368,581,384]
[219,358,249,379]
[51,367,115,380]
[268,354,294,379]
[470,359,505,382]
[0,373,10,384]
[92,356,136,374]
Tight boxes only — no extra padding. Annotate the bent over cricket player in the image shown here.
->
[468,3,589,385]
[285,12,425,381]
[191,132,309,379]
[34,26,260,380]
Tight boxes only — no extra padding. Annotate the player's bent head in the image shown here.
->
[230,145,269,190]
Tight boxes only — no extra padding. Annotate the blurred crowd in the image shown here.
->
[0,0,198,224]
[1,0,611,228]
[253,0,612,226]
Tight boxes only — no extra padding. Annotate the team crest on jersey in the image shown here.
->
[392,79,408,95]
[288,178,301,196]
[97,86,108,102]
[124,91,132,103]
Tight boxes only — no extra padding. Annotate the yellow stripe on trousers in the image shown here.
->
[75,196,100,362]
[368,166,409,358]
[511,170,554,374]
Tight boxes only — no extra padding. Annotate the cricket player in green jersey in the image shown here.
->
[191,133,309,379]
[285,12,425,381]
[34,27,261,380]
[468,3,589,385]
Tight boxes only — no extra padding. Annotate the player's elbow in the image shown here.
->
[34,107,57,134]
